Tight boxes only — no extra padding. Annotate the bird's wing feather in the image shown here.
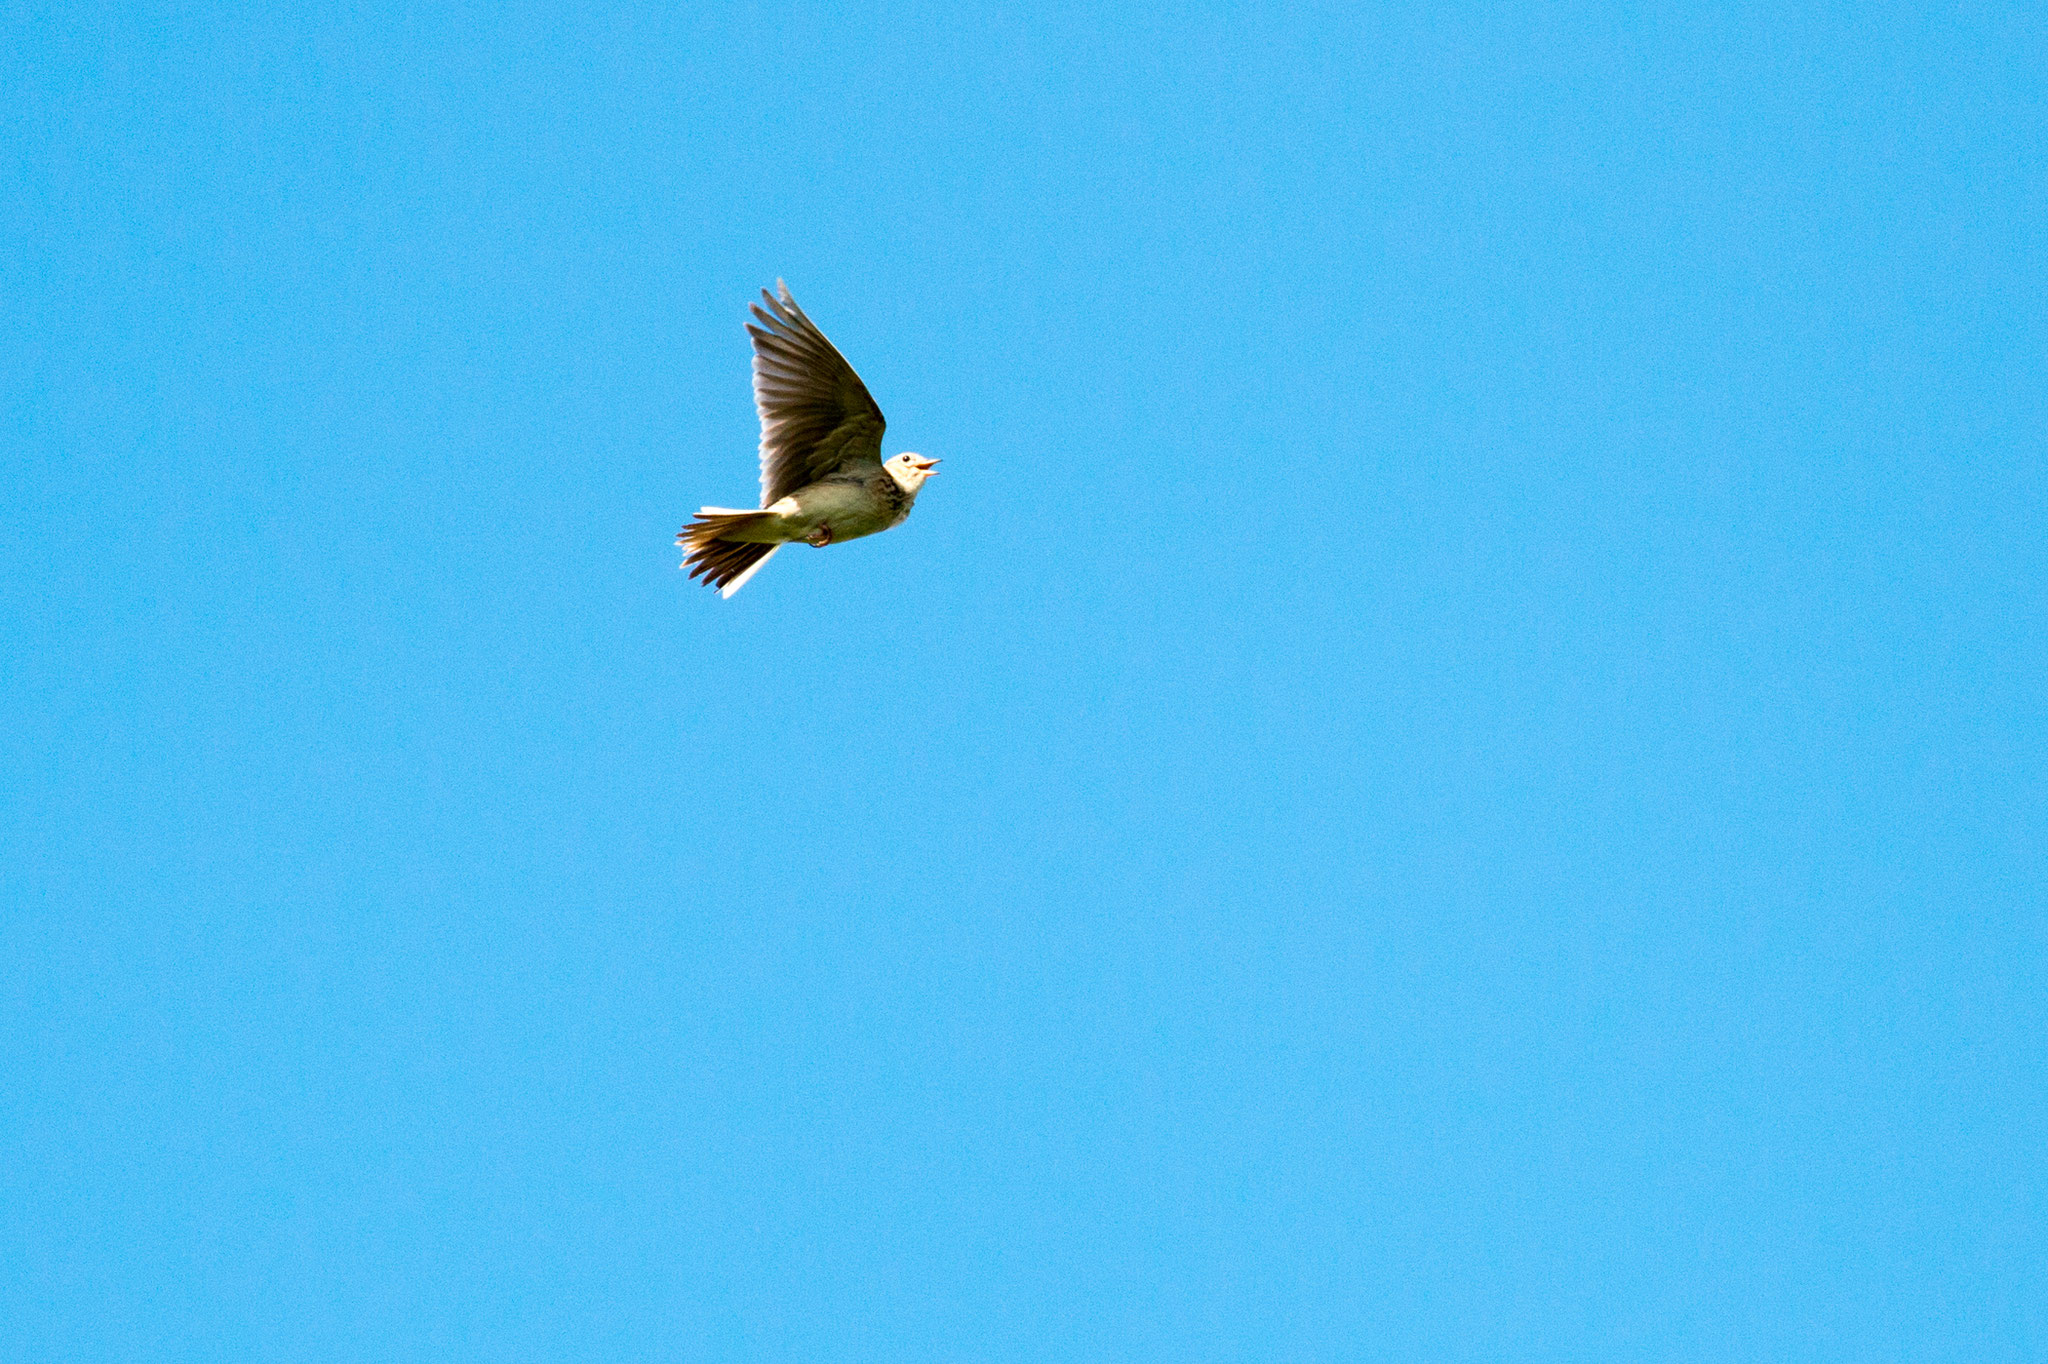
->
[748,282,886,507]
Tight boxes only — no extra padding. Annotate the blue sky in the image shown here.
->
[4,0,2044,1358]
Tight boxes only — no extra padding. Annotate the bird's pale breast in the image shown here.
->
[786,472,905,544]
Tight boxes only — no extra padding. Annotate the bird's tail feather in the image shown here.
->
[678,510,782,597]
[712,543,779,597]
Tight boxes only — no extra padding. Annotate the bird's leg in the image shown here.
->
[806,523,834,548]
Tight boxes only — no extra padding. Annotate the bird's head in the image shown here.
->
[884,452,941,493]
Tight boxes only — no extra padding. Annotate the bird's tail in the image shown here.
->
[678,509,782,598]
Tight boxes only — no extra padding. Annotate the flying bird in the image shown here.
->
[678,282,938,597]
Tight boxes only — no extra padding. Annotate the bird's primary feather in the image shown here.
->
[747,282,886,506]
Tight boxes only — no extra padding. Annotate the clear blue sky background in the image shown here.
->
[4,1,2044,1359]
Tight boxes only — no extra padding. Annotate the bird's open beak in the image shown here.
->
[917,459,941,474]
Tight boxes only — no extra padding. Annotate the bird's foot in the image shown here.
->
[806,524,834,547]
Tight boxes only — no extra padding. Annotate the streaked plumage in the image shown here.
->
[678,282,938,597]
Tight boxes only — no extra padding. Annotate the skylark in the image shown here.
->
[678,283,937,597]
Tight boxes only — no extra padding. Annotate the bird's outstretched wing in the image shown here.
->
[748,282,886,507]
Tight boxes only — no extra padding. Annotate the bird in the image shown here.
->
[678,282,939,597]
